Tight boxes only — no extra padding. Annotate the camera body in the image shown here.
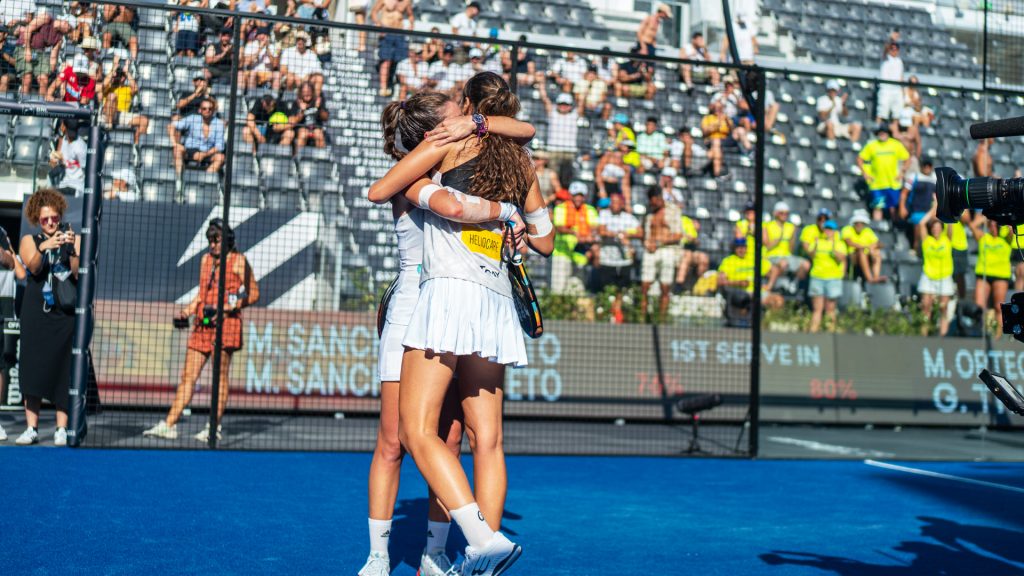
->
[935,167,1024,226]
[200,306,218,327]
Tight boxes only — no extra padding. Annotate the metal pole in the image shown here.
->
[207,20,244,449]
[748,67,766,459]
[982,0,989,91]
[509,43,519,94]
[68,119,103,447]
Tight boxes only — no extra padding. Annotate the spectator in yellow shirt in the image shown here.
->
[764,201,809,293]
[857,124,910,222]
[808,220,848,332]
[916,204,954,336]
[968,215,1012,332]
[717,237,783,322]
[1002,224,1024,292]
[799,207,832,257]
[701,101,734,175]
[842,210,886,284]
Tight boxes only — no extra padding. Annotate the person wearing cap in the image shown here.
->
[465,46,500,76]
[281,31,325,97]
[807,220,848,333]
[608,113,636,148]
[800,207,832,257]
[395,43,429,100]
[618,138,642,173]
[636,3,671,54]
[636,116,668,173]
[764,201,810,293]
[640,187,683,319]
[615,43,656,100]
[241,26,281,92]
[550,51,588,94]
[244,94,289,147]
[46,53,96,105]
[899,158,937,248]
[700,101,733,177]
[450,1,482,37]
[718,237,781,322]
[968,215,1013,332]
[816,79,862,142]
[539,80,581,183]
[858,123,910,221]
[533,151,563,206]
[595,147,632,206]
[842,210,885,284]
[573,65,611,120]
[172,1,202,57]
[426,43,457,93]
[915,201,954,336]
[657,166,682,205]
[371,0,413,97]
[551,182,599,294]
[596,193,642,323]
[876,41,905,124]
[78,36,103,79]
[100,64,150,146]
[205,28,236,85]
[50,120,88,197]
[680,32,719,89]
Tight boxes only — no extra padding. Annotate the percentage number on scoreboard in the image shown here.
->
[809,378,859,401]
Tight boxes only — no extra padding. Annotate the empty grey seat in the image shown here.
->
[11,139,46,179]
[181,171,222,205]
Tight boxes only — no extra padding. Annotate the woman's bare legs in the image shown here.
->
[458,356,507,532]
[166,348,209,427]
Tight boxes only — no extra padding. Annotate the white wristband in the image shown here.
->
[499,202,517,222]
[416,183,442,211]
[525,206,553,237]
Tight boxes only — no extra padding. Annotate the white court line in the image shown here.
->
[768,436,895,459]
[864,459,1024,495]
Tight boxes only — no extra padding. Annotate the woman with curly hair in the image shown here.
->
[14,188,80,446]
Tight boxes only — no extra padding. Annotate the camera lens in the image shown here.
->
[934,167,997,223]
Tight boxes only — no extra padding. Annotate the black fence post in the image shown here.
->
[509,43,519,94]
[207,19,244,449]
[749,67,767,459]
[982,0,989,91]
[68,119,103,448]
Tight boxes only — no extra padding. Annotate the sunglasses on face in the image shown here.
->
[40,215,60,226]
[207,236,222,244]
[200,107,213,112]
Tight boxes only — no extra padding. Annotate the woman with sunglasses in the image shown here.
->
[144,219,259,442]
[14,188,79,445]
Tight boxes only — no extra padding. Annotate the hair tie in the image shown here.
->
[399,100,407,110]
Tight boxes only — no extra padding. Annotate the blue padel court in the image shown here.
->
[4,448,1024,575]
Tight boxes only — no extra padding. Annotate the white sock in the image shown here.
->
[450,503,494,550]
[368,518,392,556]
[426,520,450,553]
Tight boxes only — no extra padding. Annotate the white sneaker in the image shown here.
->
[194,423,222,442]
[15,427,38,445]
[459,533,521,576]
[143,421,178,439]
[54,427,67,447]
[357,551,390,576]
[0,423,7,441]
[418,549,455,576]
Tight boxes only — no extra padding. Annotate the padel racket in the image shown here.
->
[377,276,400,338]
[504,223,543,339]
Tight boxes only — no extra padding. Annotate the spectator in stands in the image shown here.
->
[899,158,936,249]
[973,138,993,177]
[670,128,712,176]
[640,187,682,319]
[466,47,499,76]
[551,181,598,293]
[608,113,636,147]
[657,166,683,206]
[102,4,138,61]
[950,215,970,299]
[636,116,668,173]
[241,26,281,92]
[807,220,847,333]
[636,3,671,53]
[105,168,138,202]
[616,44,656,101]
[422,29,443,63]
[550,51,588,94]
[594,47,618,88]
[46,54,96,105]
[533,152,562,206]
[0,25,15,93]
[858,124,910,221]
[720,14,757,65]
[100,65,150,146]
[176,72,212,120]
[734,201,757,248]
[595,147,632,206]
[764,201,809,293]
[675,204,709,292]
[764,86,780,135]
[14,188,78,446]
[573,66,610,120]
[371,0,412,97]
[713,79,743,125]
[719,237,782,322]
[680,32,719,90]
[426,43,456,94]
[170,97,226,175]
[450,1,481,37]
[281,32,325,97]
[596,193,642,323]
[816,80,862,142]
[78,36,103,80]
[172,1,202,58]
[395,43,429,99]
[539,82,580,184]
[700,101,733,177]
[916,206,954,337]
[842,210,885,284]
[18,13,63,97]
[288,82,328,151]
[502,34,537,88]
[51,121,87,196]
[205,28,236,85]
[800,207,831,255]
[876,42,904,124]
[244,94,289,147]
[238,0,273,13]
[969,215,1012,332]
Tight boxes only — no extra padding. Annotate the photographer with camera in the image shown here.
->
[144,219,259,442]
[13,188,79,445]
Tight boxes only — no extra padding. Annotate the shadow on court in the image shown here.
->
[760,516,1024,575]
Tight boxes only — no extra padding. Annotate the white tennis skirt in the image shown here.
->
[403,277,529,367]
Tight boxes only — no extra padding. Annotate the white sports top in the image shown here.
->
[386,207,424,325]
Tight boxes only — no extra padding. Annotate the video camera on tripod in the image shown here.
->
[938,116,1024,416]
